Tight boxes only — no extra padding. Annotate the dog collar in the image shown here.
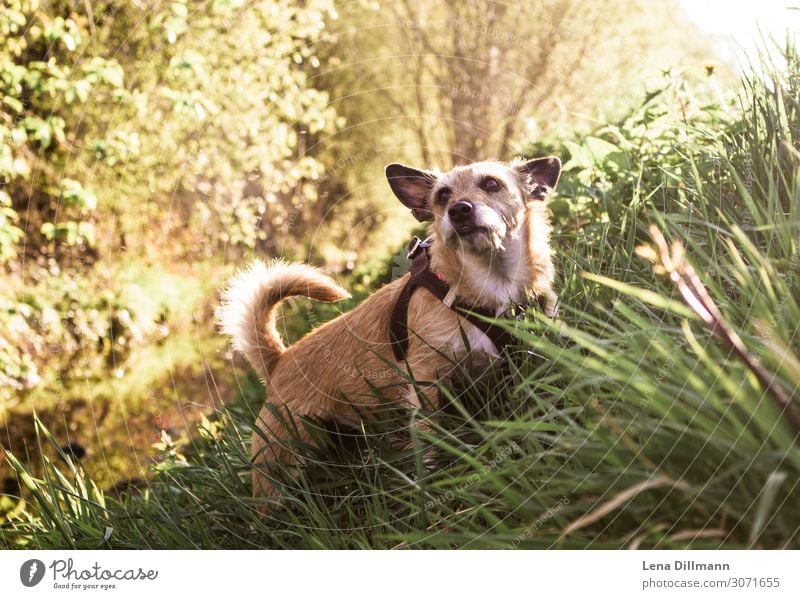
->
[389,236,519,362]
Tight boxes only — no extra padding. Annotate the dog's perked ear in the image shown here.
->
[385,163,436,222]
[515,156,562,201]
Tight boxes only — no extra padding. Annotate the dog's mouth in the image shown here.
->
[443,221,499,252]
[454,224,486,237]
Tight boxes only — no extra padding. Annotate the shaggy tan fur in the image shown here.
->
[218,157,561,509]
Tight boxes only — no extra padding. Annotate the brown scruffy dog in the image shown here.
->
[218,156,561,508]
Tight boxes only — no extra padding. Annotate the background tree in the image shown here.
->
[308,0,714,271]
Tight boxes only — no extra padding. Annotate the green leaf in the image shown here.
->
[749,471,788,545]
[40,222,55,240]
[581,271,697,319]
[584,136,620,164]
[2,95,24,113]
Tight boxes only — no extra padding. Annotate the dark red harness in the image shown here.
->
[389,237,537,361]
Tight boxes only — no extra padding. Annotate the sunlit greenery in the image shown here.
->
[1,1,798,549]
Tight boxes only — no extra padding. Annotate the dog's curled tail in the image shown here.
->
[218,260,350,381]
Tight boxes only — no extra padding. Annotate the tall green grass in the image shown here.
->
[2,46,799,549]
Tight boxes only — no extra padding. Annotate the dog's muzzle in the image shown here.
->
[447,200,485,237]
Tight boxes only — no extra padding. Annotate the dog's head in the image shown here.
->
[386,157,561,253]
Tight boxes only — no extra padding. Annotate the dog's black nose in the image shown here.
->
[448,200,473,222]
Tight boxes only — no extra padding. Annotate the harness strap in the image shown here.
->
[389,237,520,362]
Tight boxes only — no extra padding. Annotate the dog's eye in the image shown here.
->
[480,177,501,192]
[435,187,451,205]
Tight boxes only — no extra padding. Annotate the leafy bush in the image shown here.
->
[0,0,339,404]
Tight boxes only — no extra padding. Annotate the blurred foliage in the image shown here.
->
[1,1,117,262]
[0,0,337,403]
